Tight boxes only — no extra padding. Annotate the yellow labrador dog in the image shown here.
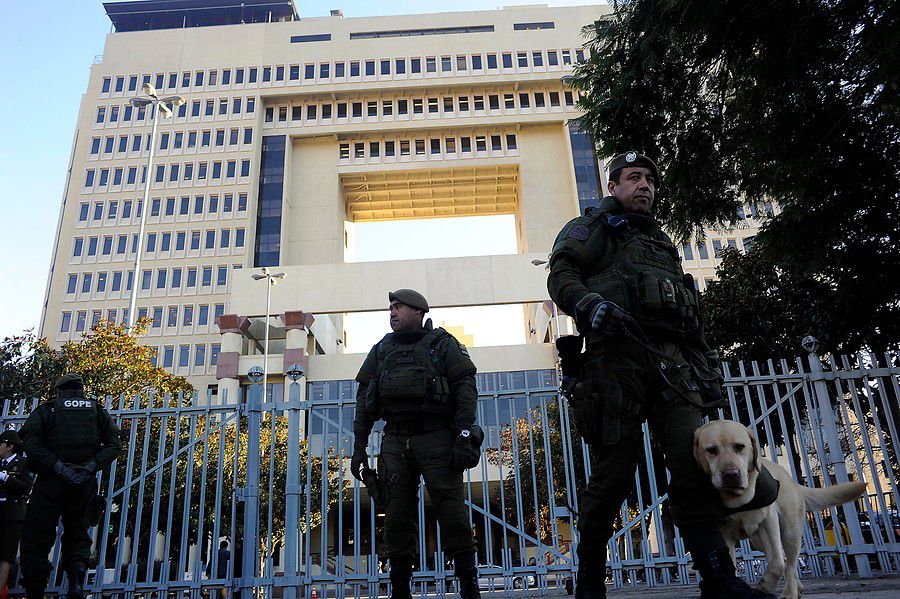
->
[694,420,866,599]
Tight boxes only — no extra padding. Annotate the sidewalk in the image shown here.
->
[578,575,900,598]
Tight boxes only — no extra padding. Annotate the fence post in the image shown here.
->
[283,378,302,599]
[807,348,872,576]
[243,381,263,592]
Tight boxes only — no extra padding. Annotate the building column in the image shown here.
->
[216,314,250,404]
[282,310,314,376]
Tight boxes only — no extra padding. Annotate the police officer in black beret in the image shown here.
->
[18,374,122,599]
[351,290,484,599]
[549,152,777,599]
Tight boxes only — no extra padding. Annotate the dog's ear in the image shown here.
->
[693,428,711,475]
[748,427,760,473]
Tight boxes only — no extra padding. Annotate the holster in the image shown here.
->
[362,466,387,513]
[683,344,726,411]
[85,488,104,528]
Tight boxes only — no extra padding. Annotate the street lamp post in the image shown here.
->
[127,84,185,328]
[251,268,287,396]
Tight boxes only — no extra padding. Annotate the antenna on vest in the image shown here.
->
[423,318,434,331]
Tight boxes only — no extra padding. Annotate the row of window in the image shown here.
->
[95,97,256,127]
[65,264,239,299]
[76,193,248,227]
[680,237,753,262]
[98,48,586,97]
[60,303,224,337]
[339,133,518,163]
[263,88,577,127]
[89,127,253,161]
[83,159,252,191]
[71,226,247,261]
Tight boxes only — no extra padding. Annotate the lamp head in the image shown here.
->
[247,366,264,384]
[142,82,158,97]
[286,363,305,382]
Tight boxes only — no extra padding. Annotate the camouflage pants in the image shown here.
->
[379,428,476,563]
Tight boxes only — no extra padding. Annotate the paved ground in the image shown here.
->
[563,575,900,598]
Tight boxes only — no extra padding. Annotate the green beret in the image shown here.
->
[56,373,85,390]
[389,289,429,312]
[608,151,660,185]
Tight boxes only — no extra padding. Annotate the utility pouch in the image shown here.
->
[365,380,382,419]
[379,357,429,400]
[568,362,627,445]
[686,347,726,410]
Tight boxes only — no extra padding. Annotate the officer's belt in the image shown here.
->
[722,466,781,517]
[384,418,451,436]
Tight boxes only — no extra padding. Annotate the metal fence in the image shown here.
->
[1,351,899,597]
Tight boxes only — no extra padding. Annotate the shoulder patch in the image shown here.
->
[457,341,470,357]
[568,224,590,241]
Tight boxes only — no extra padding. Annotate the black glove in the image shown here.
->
[589,301,633,333]
[54,460,89,486]
[450,430,481,471]
[350,446,368,481]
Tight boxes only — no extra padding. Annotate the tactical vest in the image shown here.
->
[585,212,700,339]
[45,393,102,464]
[375,328,453,420]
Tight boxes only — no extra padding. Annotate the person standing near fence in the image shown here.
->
[548,152,778,599]
[351,290,484,599]
[0,429,33,599]
[18,373,122,599]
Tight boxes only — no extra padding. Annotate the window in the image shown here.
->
[337,102,347,118]
[428,98,438,114]
[205,230,216,249]
[212,162,222,179]
[211,344,221,366]
[87,237,98,256]
[60,312,72,333]
[222,69,231,85]
[430,139,441,155]
[163,346,174,368]
[352,102,362,118]
[78,203,89,221]
[220,229,231,248]
[150,198,161,217]
[474,95,485,111]
[476,135,487,152]
[426,56,436,73]
[101,78,111,93]
[202,266,213,286]
[456,55,467,71]
[97,272,107,292]
[382,100,393,117]
[400,139,410,156]
[117,235,127,254]
[235,228,245,247]
[489,94,500,110]
[460,136,472,153]
[66,274,77,294]
[247,98,256,113]
[532,51,544,67]
[90,137,100,155]
[111,271,122,291]
[81,273,93,294]
[198,304,209,325]
[102,236,113,255]
[413,99,423,115]
[195,344,206,366]
[682,244,694,261]
[322,104,332,119]
[506,134,517,150]
[165,197,176,216]
[550,91,560,107]
[350,61,360,77]
[562,49,572,65]
[275,65,284,81]
[534,92,546,108]
[458,96,469,112]
[96,107,106,123]
[472,55,483,70]
[320,63,330,78]
[502,52,513,68]
[187,267,197,287]
[564,90,575,106]
[73,238,84,257]
[445,137,456,154]
[397,99,408,115]
[223,194,233,212]
[367,101,377,117]
[487,54,498,69]
[491,135,502,151]
[75,311,87,333]
[226,161,236,178]
[712,239,723,256]
[84,170,95,188]
[217,266,227,286]
[411,58,422,74]
[380,59,390,75]
[91,202,103,220]
[214,304,225,323]
[519,93,531,108]
[395,58,406,74]
[160,232,171,252]
[334,62,345,78]
[441,56,452,72]
[156,268,167,289]
[365,60,375,76]
[443,97,454,113]
[415,139,426,155]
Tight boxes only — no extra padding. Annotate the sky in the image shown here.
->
[0,0,602,342]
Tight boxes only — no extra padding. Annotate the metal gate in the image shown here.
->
[1,351,899,596]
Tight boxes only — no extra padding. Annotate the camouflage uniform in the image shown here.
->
[353,290,480,599]
[548,153,776,599]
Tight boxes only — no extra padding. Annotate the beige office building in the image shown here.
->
[40,0,765,398]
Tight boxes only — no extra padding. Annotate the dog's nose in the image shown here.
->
[722,469,742,488]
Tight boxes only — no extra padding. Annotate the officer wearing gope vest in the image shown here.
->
[549,153,776,599]
[351,290,483,599]
[19,373,122,599]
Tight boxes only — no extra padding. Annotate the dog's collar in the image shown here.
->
[722,465,780,517]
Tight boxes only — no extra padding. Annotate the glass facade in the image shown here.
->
[567,122,603,214]
[254,135,285,267]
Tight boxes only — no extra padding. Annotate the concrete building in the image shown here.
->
[39,0,766,398]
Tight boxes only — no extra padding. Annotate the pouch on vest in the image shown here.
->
[379,350,430,400]
[686,346,726,410]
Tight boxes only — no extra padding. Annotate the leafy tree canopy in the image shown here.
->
[572,0,899,357]
[1,319,192,403]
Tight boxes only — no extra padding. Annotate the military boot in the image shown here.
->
[389,558,413,599]
[574,545,607,599]
[24,586,45,599]
[694,548,776,599]
[454,551,480,599]
[66,566,87,599]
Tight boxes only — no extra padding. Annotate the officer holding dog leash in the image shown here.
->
[351,290,484,599]
[549,152,778,599]
[18,373,122,599]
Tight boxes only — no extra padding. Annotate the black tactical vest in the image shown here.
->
[585,211,700,339]
[375,328,452,420]
[46,392,101,464]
